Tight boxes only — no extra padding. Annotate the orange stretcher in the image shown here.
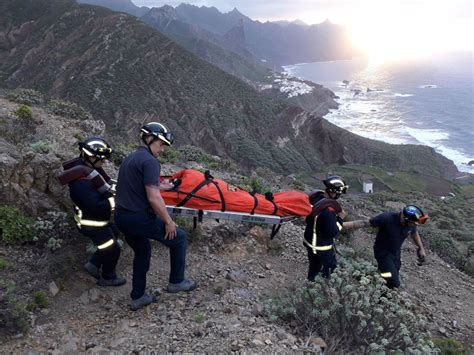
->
[161,169,312,238]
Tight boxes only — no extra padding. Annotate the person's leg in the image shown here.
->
[96,226,121,279]
[147,217,188,284]
[125,234,152,299]
[307,249,322,281]
[321,249,337,278]
[376,254,400,288]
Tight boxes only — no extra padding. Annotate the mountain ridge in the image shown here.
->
[0,0,458,180]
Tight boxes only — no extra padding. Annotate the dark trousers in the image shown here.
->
[306,248,337,281]
[115,210,187,300]
[79,224,121,279]
[375,251,401,288]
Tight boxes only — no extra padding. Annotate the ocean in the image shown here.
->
[283,52,474,174]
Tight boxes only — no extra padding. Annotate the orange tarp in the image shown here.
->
[161,169,311,217]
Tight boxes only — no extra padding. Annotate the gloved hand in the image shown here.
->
[416,248,426,266]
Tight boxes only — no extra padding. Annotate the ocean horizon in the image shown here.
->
[284,51,474,174]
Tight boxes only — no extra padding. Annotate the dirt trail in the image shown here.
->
[1,222,473,353]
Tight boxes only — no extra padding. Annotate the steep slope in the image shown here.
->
[80,2,355,68]
[174,4,355,66]
[141,6,269,83]
[0,0,457,179]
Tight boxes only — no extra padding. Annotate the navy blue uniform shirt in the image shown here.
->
[116,146,161,212]
[370,212,417,256]
[69,179,111,221]
[304,208,340,246]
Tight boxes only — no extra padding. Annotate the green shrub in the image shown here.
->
[30,140,53,154]
[266,257,435,353]
[46,237,63,251]
[0,205,36,244]
[195,313,205,323]
[0,257,8,270]
[27,291,49,311]
[47,99,91,120]
[111,144,136,165]
[0,300,28,335]
[73,131,85,142]
[6,88,44,105]
[35,211,71,248]
[160,146,181,164]
[14,105,33,120]
[218,159,238,172]
[239,175,271,193]
[0,278,16,294]
[178,145,205,162]
[178,145,216,164]
[432,337,469,354]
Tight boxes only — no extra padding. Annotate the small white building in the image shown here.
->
[363,180,373,194]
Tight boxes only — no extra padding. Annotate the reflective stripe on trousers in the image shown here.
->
[97,239,114,249]
[74,205,109,228]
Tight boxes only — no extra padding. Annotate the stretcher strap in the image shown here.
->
[264,192,278,215]
[249,191,258,215]
[176,178,213,207]
[211,181,226,212]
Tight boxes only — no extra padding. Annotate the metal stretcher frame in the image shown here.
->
[166,206,300,239]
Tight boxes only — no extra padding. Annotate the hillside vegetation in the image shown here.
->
[0,0,458,180]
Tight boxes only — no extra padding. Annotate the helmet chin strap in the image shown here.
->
[81,154,100,169]
[143,136,160,155]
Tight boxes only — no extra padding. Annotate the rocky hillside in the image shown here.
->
[0,181,473,352]
[0,94,105,215]
[141,5,269,84]
[0,0,458,180]
[0,92,472,353]
[162,3,356,66]
[78,1,356,68]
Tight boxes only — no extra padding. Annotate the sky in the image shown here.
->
[132,0,473,60]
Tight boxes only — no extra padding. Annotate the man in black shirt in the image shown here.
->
[304,176,348,281]
[345,205,428,288]
[115,122,196,311]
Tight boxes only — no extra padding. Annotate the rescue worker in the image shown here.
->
[304,176,348,281]
[115,122,197,311]
[59,137,126,287]
[344,205,428,288]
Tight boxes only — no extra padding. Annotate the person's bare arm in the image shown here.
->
[410,230,426,264]
[145,185,177,239]
[343,219,371,230]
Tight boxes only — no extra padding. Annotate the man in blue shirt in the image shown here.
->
[115,122,196,311]
[345,205,428,288]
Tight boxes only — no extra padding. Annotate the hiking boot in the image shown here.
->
[166,279,197,293]
[84,262,100,279]
[130,294,157,311]
[97,276,127,287]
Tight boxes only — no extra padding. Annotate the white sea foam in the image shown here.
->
[434,145,474,173]
[406,127,450,145]
[284,56,473,174]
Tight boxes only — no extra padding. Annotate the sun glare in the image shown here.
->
[347,0,473,64]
